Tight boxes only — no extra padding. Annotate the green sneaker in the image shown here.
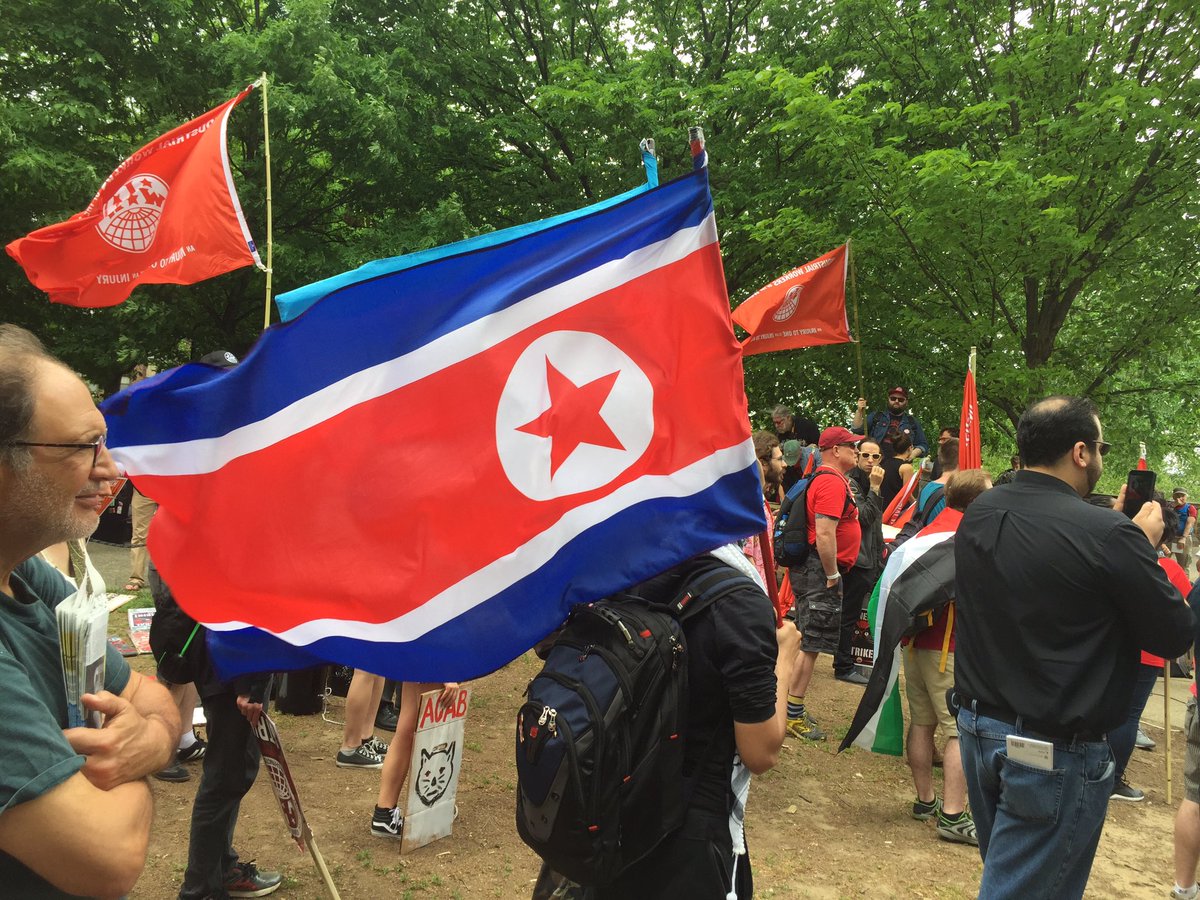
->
[911,796,940,821]
[937,810,979,846]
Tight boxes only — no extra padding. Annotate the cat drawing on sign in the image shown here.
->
[415,742,455,807]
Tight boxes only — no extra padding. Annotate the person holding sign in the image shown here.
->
[371,681,460,839]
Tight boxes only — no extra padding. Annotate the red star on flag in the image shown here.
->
[517,358,625,476]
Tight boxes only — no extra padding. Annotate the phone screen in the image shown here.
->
[1122,470,1157,518]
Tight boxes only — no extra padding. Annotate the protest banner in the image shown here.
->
[402,686,471,854]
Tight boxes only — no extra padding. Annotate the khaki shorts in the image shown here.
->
[1186,698,1200,804]
[904,647,957,738]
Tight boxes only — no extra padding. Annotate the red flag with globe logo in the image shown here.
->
[732,244,850,355]
[6,86,262,308]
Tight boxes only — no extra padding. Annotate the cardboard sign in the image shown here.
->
[402,687,469,854]
[852,607,875,669]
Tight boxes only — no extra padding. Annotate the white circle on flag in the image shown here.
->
[773,284,802,322]
[496,331,654,501]
[96,173,170,253]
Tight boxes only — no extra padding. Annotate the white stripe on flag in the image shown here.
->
[113,214,719,478]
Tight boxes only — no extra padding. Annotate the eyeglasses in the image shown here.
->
[7,433,108,466]
[860,452,882,459]
[1092,440,1111,457]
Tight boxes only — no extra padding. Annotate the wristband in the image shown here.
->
[824,571,841,581]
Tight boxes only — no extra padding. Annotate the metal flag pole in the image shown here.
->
[848,238,864,397]
[688,126,706,169]
[260,71,274,331]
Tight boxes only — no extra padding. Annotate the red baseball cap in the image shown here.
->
[888,386,908,398]
[818,426,859,450]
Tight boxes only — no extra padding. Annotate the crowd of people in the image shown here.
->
[3,322,1200,900]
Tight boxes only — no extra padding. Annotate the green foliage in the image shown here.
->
[3,0,1199,477]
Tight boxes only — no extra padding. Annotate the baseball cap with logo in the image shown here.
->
[888,386,909,399]
[818,426,859,451]
[198,350,239,368]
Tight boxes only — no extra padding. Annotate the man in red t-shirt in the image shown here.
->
[785,426,861,741]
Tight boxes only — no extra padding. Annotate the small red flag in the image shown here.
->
[959,367,982,470]
[6,86,261,308]
[882,469,922,525]
[732,244,850,356]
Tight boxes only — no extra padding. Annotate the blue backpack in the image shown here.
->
[772,468,848,567]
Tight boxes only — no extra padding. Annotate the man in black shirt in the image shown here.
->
[953,395,1194,899]
[598,550,799,899]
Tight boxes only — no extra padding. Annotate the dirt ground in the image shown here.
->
[123,646,1186,900]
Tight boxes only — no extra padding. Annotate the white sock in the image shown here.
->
[178,730,197,751]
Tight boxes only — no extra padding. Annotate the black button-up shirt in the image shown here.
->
[955,470,1195,735]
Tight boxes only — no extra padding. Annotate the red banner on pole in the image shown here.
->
[732,245,850,355]
[6,86,261,308]
[958,367,981,470]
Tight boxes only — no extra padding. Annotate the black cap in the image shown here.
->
[198,350,238,368]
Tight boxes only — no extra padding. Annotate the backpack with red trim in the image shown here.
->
[514,556,758,886]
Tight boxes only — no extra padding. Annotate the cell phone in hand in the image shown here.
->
[1122,469,1157,518]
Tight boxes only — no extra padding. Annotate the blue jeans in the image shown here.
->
[957,706,1115,899]
[1109,662,1160,778]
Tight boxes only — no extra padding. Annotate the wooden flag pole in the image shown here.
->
[261,72,274,331]
[1166,661,1174,804]
[307,835,341,900]
[848,238,864,398]
[969,345,977,375]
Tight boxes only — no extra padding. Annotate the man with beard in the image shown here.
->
[0,324,179,897]
[952,395,1194,899]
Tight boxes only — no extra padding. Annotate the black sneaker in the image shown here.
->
[337,743,384,769]
[362,735,389,757]
[153,762,190,782]
[371,805,404,839]
[1110,777,1144,802]
[224,860,282,897]
[375,701,399,732]
[177,737,207,763]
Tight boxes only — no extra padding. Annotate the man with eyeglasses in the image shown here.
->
[784,427,862,741]
[951,395,1195,899]
[0,324,179,898]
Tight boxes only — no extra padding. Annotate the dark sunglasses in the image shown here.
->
[1092,440,1111,456]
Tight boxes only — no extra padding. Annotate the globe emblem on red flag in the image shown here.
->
[96,173,170,252]
[772,284,802,322]
[496,331,655,501]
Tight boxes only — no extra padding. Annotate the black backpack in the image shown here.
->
[515,556,760,886]
[773,469,851,567]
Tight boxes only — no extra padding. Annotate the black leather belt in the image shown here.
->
[950,692,1105,743]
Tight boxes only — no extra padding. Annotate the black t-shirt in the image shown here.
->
[632,561,777,816]
[778,417,820,448]
[878,456,906,507]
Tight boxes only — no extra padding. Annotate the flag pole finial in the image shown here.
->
[688,127,706,169]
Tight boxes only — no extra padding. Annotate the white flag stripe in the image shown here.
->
[110,214,719,479]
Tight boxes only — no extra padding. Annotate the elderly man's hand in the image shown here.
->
[63,691,174,791]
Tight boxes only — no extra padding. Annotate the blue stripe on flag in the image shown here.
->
[206,461,765,682]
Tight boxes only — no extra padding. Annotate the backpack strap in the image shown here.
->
[918,486,946,524]
[667,558,762,624]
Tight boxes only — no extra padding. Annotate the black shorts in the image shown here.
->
[790,555,842,655]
